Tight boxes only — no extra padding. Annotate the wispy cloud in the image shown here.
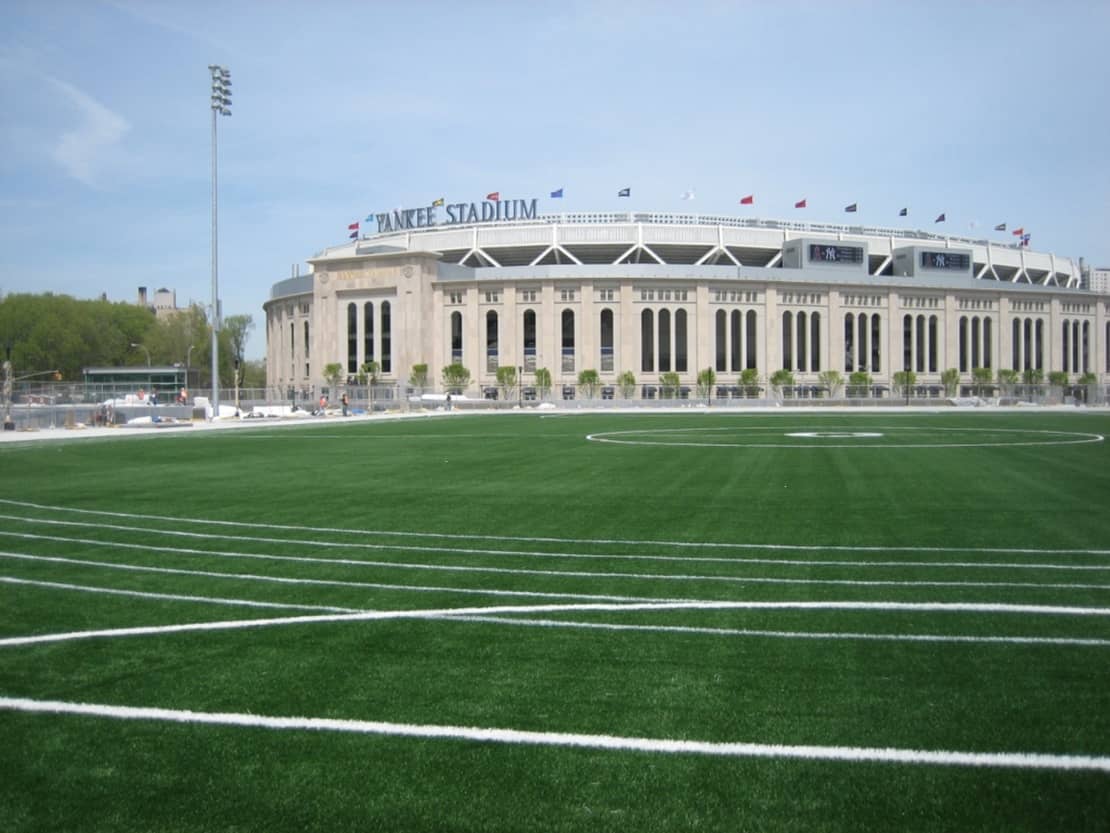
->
[45,76,130,187]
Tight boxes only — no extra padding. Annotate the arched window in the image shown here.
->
[600,308,614,371]
[796,311,807,373]
[363,302,374,366]
[675,309,688,372]
[915,315,926,373]
[1012,318,1021,371]
[347,303,357,373]
[971,316,981,369]
[304,321,311,363]
[380,301,392,373]
[658,309,671,372]
[731,309,743,371]
[523,309,537,371]
[810,312,821,372]
[928,315,938,372]
[450,311,463,363]
[746,310,758,370]
[983,317,992,369]
[1072,320,1080,374]
[844,313,855,372]
[289,322,295,366]
[1063,320,1071,373]
[1106,321,1110,372]
[641,309,654,372]
[859,314,869,372]
[486,310,499,372]
[1024,318,1033,371]
[959,316,969,372]
[1081,320,1089,374]
[561,308,575,372]
[870,314,881,373]
[903,315,913,372]
[715,310,727,372]
[781,311,793,371]
[1034,319,1044,370]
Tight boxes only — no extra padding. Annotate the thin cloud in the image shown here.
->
[45,76,130,187]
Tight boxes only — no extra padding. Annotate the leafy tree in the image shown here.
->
[893,370,916,397]
[769,369,795,396]
[221,314,254,386]
[409,363,429,389]
[971,367,993,396]
[1048,371,1069,387]
[659,372,681,399]
[695,367,716,399]
[997,368,1019,393]
[738,368,761,398]
[323,363,343,389]
[848,370,872,398]
[616,370,636,399]
[940,368,960,397]
[1022,368,1044,385]
[1077,371,1097,386]
[534,367,552,399]
[577,369,600,399]
[358,360,380,386]
[496,365,518,399]
[442,362,471,392]
[818,370,843,398]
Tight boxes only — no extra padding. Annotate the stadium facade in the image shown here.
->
[265,209,1108,397]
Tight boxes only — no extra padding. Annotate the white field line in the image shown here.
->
[2,529,1109,593]
[0,576,361,614]
[2,498,1107,557]
[0,550,670,605]
[453,615,1110,648]
[4,598,1110,649]
[3,518,1108,574]
[1,695,1108,772]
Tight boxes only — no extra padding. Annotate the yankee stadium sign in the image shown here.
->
[371,197,538,233]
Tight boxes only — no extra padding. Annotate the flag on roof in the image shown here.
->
[739,195,754,205]
[348,221,359,231]
[994,223,1007,231]
[899,207,908,217]
[935,213,946,223]
[348,221,359,238]
[432,197,445,207]
[486,192,500,202]
[550,188,563,198]
[794,198,807,209]
[1021,233,1031,246]
[845,203,857,213]
[618,187,630,197]
[349,231,357,239]
[1012,227,1024,236]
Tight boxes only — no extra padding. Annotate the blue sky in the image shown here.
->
[1,0,1108,359]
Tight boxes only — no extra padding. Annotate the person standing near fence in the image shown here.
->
[341,392,349,417]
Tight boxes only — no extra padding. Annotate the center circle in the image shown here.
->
[785,432,883,438]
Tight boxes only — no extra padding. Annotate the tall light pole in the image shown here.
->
[209,64,232,418]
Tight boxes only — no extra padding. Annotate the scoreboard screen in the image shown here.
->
[809,244,864,264]
[920,251,970,270]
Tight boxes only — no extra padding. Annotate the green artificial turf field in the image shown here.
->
[1,410,1109,832]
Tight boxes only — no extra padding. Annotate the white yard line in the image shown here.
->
[2,498,1107,556]
[1,695,1107,772]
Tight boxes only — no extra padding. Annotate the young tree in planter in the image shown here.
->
[971,367,993,397]
[534,367,552,400]
[893,370,916,398]
[617,370,636,399]
[997,368,1019,395]
[940,368,960,397]
[739,367,762,398]
[441,362,470,394]
[323,362,343,391]
[496,365,518,400]
[358,360,380,387]
[770,369,795,399]
[848,370,872,397]
[577,369,601,399]
[695,367,716,400]
[1048,370,1069,387]
[1022,367,1044,385]
[659,372,681,399]
[409,363,429,390]
[818,370,843,399]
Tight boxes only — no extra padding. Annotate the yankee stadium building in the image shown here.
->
[265,198,1108,400]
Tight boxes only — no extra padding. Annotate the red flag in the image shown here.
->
[347,221,359,231]
[486,192,500,201]
[740,195,754,205]
[794,199,807,209]
[1012,227,1024,236]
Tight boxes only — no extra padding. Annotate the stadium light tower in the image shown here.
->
[209,64,232,418]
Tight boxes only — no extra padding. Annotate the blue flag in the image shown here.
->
[899,207,908,216]
[844,203,858,213]
[550,188,563,198]
[618,187,630,197]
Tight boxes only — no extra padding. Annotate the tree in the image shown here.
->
[971,367,993,396]
[409,363,429,389]
[940,368,960,397]
[848,370,872,398]
[534,367,552,399]
[818,370,843,398]
[496,365,518,399]
[1022,368,1044,385]
[441,362,471,393]
[739,368,761,398]
[323,363,343,389]
[577,369,600,399]
[1048,371,1069,387]
[221,314,254,389]
[1077,371,1097,386]
[997,368,1019,394]
[769,369,795,396]
[695,367,716,400]
[659,372,681,399]
[893,370,916,397]
[359,360,380,386]
[617,370,636,399]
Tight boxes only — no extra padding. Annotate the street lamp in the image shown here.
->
[130,342,151,366]
[209,64,232,418]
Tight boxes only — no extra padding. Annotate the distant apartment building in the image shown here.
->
[137,286,181,319]
[1090,267,1110,295]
